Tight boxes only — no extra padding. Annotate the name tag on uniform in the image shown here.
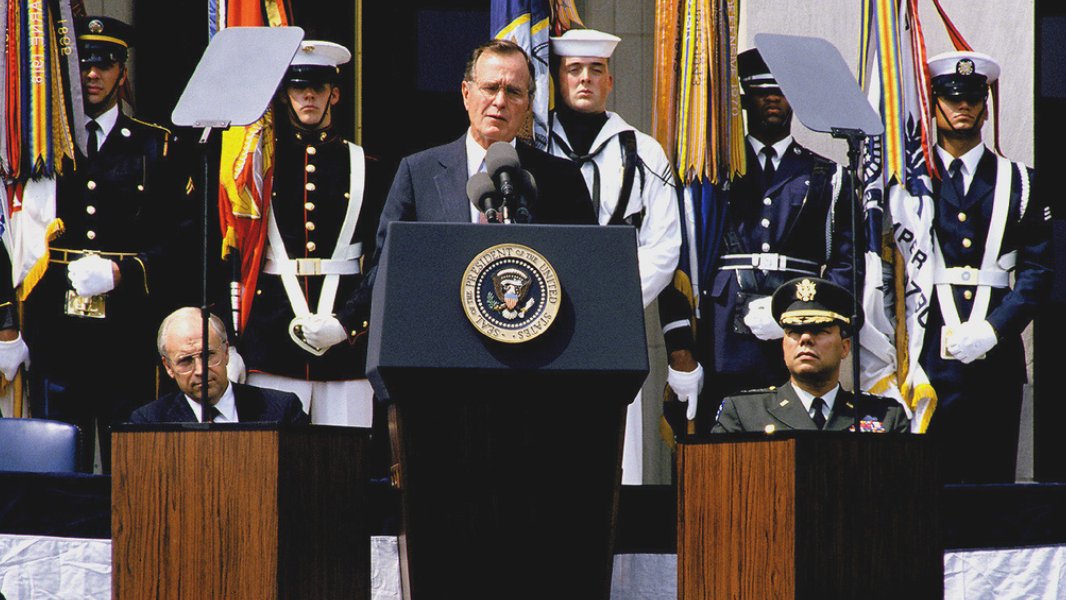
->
[65,290,107,319]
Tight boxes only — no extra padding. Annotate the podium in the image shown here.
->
[111,424,370,599]
[677,432,942,599]
[367,222,648,599]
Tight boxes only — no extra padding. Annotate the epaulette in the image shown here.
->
[735,386,776,395]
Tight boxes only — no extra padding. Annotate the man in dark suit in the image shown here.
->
[130,308,308,425]
[697,48,854,432]
[918,51,1051,483]
[373,39,595,242]
[713,278,908,434]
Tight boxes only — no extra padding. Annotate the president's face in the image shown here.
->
[462,50,532,149]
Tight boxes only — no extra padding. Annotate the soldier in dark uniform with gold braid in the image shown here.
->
[230,41,386,427]
[21,16,196,470]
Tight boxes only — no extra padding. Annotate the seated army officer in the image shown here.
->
[130,308,308,425]
[712,277,909,433]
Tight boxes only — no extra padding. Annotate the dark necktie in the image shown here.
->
[761,146,776,191]
[201,403,221,423]
[86,120,101,160]
[949,158,966,199]
[811,397,827,430]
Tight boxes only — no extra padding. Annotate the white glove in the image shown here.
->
[67,255,116,296]
[667,363,704,421]
[743,296,784,340]
[0,333,30,381]
[227,346,247,383]
[300,314,349,351]
[946,320,997,364]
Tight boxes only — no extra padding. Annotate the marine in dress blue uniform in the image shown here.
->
[22,17,196,470]
[697,49,855,430]
[236,41,386,427]
[920,51,1051,483]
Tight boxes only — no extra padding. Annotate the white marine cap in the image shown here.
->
[290,40,351,68]
[550,29,621,59]
[927,51,1000,84]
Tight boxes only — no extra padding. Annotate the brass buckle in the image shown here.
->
[64,290,107,319]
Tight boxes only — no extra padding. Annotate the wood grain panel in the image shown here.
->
[678,438,796,599]
[113,430,280,600]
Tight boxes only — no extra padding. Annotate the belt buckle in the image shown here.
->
[756,253,781,271]
[958,268,977,284]
[64,290,107,319]
[294,258,322,276]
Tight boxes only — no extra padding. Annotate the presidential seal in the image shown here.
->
[461,243,561,343]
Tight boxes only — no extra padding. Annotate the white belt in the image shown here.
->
[934,266,1009,288]
[718,253,820,273]
[263,244,362,276]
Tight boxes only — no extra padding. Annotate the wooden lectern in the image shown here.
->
[678,432,942,599]
[112,424,369,600]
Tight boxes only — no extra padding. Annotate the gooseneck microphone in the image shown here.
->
[466,172,502,223]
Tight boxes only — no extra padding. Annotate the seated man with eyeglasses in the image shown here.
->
[129,307,309,424]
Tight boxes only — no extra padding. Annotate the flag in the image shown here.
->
[214,0,290,332]
[1,0,84,300]
[490,1,553,149]
[858,0,964,432]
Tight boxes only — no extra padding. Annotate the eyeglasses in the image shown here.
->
[167,347,226,374]
[470,79,530,102]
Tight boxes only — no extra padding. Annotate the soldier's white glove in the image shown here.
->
[946,320,997,364]
[668,363,704,421]
[743,296,784,340]
[0,333,30,381]
[300,314,348,351]
[67,255,116,296]
[226,346,247,383]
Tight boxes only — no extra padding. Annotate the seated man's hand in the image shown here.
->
[0,330,30,381]
[743,296,784,340]
[67,255,117,297]
[300,314,349,351]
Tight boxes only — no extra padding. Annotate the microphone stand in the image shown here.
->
[831,127,867,434]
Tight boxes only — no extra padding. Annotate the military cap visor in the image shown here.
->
[771,277,861,331]
[284,40,351,85]
[928,50,1000,98]
[284,65,341,86]
[76,16,133,66]
[737,48,781,93]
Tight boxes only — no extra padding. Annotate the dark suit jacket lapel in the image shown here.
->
[768,384,818,430]
[232,383,266,423]
[435,135,474,223]
[164,393,199,423]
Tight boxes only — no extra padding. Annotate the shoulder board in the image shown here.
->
[735,386,776,395]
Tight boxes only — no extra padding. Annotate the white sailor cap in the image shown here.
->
[286,40,351,85]
[927,51,1000,97]
[550,29,621,59]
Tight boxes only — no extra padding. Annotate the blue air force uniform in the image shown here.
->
[920,51,1052,483]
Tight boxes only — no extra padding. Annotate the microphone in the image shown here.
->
[485,142,522,206]
[466,172,502,223]
[512,169,537,224]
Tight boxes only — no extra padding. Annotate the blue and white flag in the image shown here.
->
[491,0,552,149]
